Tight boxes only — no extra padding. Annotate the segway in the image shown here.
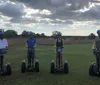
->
[0,49,12,76]
[50,47,68,74]
[89,49,100,76]
[21,48,39,73]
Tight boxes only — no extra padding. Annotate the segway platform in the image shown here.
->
[0,49,12,76]
[89,62,100,77]
[21,60,40,73]
[89,49,100,77]
[50,60,68,74]
[50,47,69,74]
[0,63,12,76]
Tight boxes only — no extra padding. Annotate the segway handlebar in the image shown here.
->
[27,47,35,51]
[94,48,100,52]
[93,48,100,56]
[54,46,64,48]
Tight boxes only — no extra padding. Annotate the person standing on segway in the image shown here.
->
[26,32,36,69]
[0,31,8,72]
[55,32,64,69]
[92,29,100,74]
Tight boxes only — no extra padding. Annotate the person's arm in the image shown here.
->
[5,39,8,49]
[92,41,96,50]
[26,40,28,48]
[54,39,57,48]
[62,39,64,48]
[92,41,97,55]
[34,39,36,47]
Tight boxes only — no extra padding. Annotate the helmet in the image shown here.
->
[97,30,100,34]
[57,32,62,36]
[0,32,4,35]
[29,31,35,35]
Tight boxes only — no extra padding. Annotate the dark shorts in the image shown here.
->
[27,49,35,59]
[56,48,62,53]
[0,49,5,60]
[0,49,6,54]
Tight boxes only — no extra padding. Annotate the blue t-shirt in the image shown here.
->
[26,38,36,48]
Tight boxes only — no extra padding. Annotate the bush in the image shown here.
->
[4,30,18,38]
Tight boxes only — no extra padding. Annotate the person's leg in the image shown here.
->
[0,56,1,70]
[99,57,100,72]
[56,49,58,68]
[60,52,63,68]
[93,51,99,72]
[31,49,35,67]
[27,50,31,68]
[0,56,4,71]
[96,55,99,72]
[58,52,61,68]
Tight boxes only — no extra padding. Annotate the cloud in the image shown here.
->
[11,0,93,10]
[82,5,100,20]
[0,0,100,36]
[10,17,38,24]
[0,1,25,18]
[1,0,100,24]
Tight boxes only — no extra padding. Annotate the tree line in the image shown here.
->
[0,29,97,40]
[1,30,46,38]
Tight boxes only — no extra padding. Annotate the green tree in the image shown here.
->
[88,33,96,40]
[35,33,41,38]
[21,30,29,37]
[4,30,18,38]
[41,33,46,37]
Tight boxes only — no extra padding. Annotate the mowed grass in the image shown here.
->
[0,44,100,85]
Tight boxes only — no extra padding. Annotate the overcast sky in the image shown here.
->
[0,0,100,35]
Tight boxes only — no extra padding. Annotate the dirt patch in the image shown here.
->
[7,38,93,46]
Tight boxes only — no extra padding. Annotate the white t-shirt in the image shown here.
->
[0,38,8,49]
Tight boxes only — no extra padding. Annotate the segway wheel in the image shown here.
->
[21,62,26,73]
[35,60,39,72]
[50,60,55,73]
[64,61,68,74]
[6,64,12,75]
[89,64,95,76]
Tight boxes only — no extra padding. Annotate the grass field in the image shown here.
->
[0,44,100,85]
